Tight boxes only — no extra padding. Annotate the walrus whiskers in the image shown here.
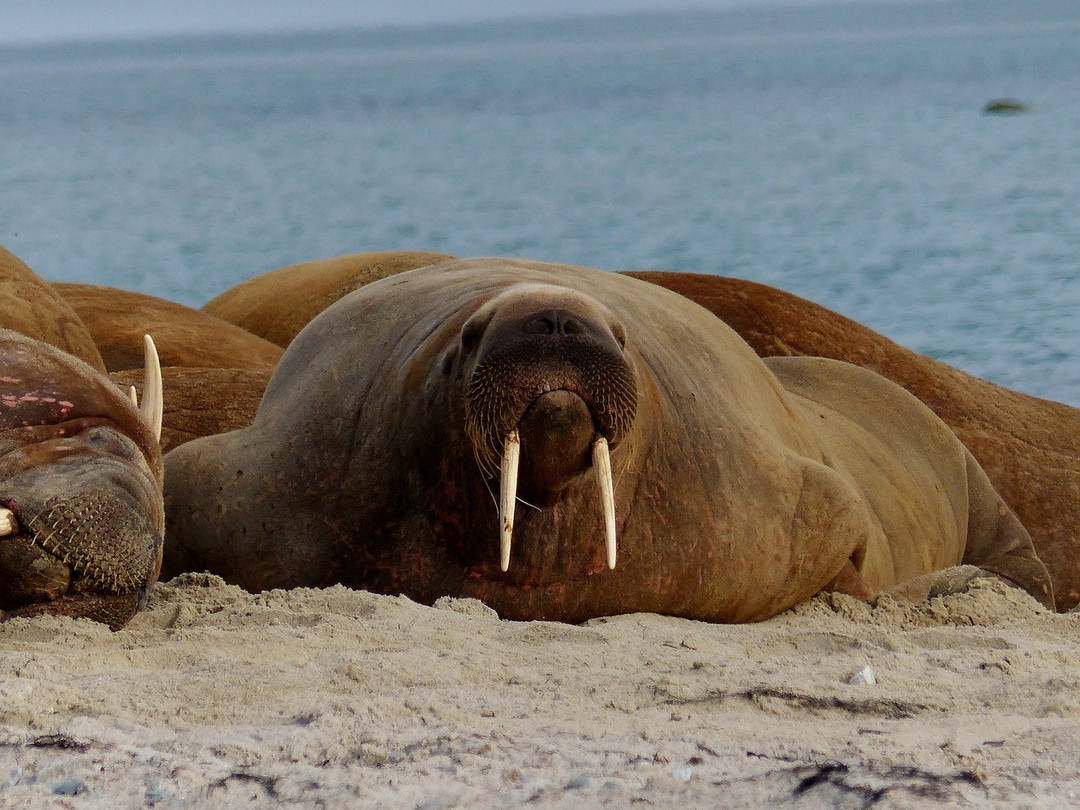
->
[593,437,617,569]
[0,508,16,537]
[141,334,163,443]
[499,428,520,572]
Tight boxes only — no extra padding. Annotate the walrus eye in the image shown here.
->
[460,319,484,357]
[440,346,458,377]
[81,426,141,462]
[610,321,627,350]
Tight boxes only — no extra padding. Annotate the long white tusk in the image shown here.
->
[0,507,17,537]
[128,385,139,409]
[499,429,520,572]
[141,334,163,443]
[593,437,617,569]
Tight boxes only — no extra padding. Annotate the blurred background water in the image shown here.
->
[1,0,1078,402]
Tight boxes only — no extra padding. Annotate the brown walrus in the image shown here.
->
[201,250,455,348]
[112,366,274,454]
[51,283,281,454]
[162,259,1052,621]
[0,329,164,629]
[53,282,283,373]
[624,271,1080,612]
[0,245,104,371]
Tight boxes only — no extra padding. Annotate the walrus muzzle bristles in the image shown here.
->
[498,430,618,572]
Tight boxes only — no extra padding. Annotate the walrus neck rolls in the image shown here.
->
[458,284,637,574]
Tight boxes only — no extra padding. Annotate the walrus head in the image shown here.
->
[456,283,637,573]
[0,332,164,629]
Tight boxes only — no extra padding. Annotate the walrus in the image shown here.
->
[0,245,104,371]
[112,366,274,453]
[162,259,1052,622]
[201,250,455,348]
[0,329,164,629]
[52,282,283,373]
[624,271,1080,612]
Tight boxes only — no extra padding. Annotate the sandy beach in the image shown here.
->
[0,574,1076,807]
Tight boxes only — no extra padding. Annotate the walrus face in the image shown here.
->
[455,283,637,573]
[0,332,164,629]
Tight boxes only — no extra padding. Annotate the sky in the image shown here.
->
[1,0,882,45]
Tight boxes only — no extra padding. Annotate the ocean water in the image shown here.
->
[1,0,1079,402]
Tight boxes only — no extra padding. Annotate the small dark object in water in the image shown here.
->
[983,99,1029,115]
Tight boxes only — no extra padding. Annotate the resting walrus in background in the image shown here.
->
[162,259,1052,622]
[52,282,283,373]
[0,330,164,629]
[50,282,281,453]
[201,250,456,348]
[624,271,1080,612]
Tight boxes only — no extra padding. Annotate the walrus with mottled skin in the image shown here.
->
[0,329,165,629]
[162,259,1052,621]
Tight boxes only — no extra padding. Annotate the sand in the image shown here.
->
[0,574,1077,808]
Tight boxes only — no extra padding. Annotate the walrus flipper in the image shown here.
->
[885,452,1056,609]
[956,450,1054,608]
[766,355,1054,610]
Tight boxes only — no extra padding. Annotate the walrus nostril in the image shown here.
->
[523,311,587,338]
[524,316,556,336]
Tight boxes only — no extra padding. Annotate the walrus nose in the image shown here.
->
[522,309,587,338]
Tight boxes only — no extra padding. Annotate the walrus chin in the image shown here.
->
[0,334,163,543]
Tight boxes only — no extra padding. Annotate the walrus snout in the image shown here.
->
[459,283,635,574]
[0,479,163,628]
[461,285,637,472]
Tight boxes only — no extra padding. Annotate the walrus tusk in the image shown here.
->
[0,508,16,537]
[128,385,139,409]
[593,437,617,569]
[141,334,163,443]
[499,429,520,572]
[497,430,616,572]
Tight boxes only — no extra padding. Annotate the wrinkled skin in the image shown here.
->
[163,259,1051,622]
[0,330,164,629]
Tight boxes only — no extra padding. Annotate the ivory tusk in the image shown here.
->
[141,334,163,443]
[128,385,139,409]
[593,436,617,569]
[0,508,17,537]
[499,428,520,572]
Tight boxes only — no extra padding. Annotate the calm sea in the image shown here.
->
[1,0,1079,402]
